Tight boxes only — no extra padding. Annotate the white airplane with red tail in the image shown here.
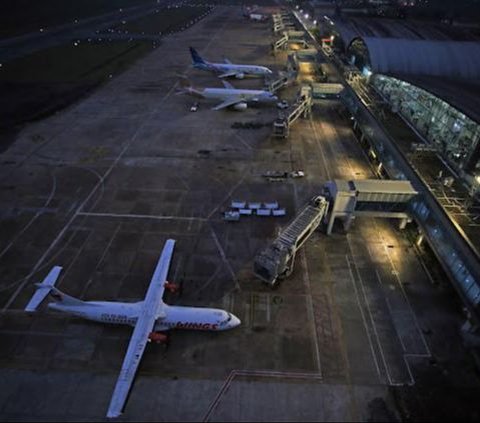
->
[24,239,241,419]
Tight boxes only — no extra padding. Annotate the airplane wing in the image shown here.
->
[223,57,232,65]
[212,96,250,111]
[106,239,176,419]
[221,80,235,89]
[25,266,63,312]
[218,70,240,78]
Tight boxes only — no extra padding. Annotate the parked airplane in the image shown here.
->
[248,13,269,21]
[189,47,273,79]
[242,5,269,21]
[25,239,241,419]
[177,76,278,111]
[242,4,258,16]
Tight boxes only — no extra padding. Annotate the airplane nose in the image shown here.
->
[230,315,241,328]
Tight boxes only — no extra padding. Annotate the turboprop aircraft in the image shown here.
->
[25,239,241,418]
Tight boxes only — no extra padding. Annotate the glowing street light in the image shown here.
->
[362,67,372,78]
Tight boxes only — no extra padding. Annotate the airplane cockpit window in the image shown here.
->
[221,313,232,324]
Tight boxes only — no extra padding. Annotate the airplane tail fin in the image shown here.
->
[25,266,62,312]
[177,74,193,89]
[25,266,85,311]
[175,75,204,98]
[189,47,206,65]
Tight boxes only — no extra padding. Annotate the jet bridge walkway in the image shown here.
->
[272,30,309,53]
[265,67,297,93]
[254,195,329,286]
[272,12,295,33]
[273,86,312,138]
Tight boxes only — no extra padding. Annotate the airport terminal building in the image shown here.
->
[312,13,480,320]
[328,17,480,186]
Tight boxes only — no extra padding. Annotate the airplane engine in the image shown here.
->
[164,281,179,293]
[235,73,245,79]
[148,331,169,344]
[233,102,248,111]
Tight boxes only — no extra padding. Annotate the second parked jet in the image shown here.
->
[177,76,278,111]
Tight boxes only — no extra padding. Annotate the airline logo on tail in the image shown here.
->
[190,47,207,65]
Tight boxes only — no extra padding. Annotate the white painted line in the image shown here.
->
[3,142,131,312]
[210,226,239,291]
[243,302,250,328]
[196,266,222,295]
[79,225,121,298]
[309,115,332,180]
[202,368,323,422]
[347,249,396,385]
[57,230,94,291]
[205,172,248,220]
[375,269,407,352]
[266,292,271,323]
[301,249,323,376]
[3,65,181,312]
[402,355,416,386]
[78,211,209,222]
[0,171,57,260]
[373,220,431,356]
[412,244,437,286]
[345,254,383,381]
[233,132,253,150]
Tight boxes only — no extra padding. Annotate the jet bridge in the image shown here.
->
[272,12,295,33]
[264,53,300,94]
[254,195,329,286]
[324,179,418,234]
[273,33,288,52]
[272,31,309,53]
[265,70,297,93]
[273,86,312,138]
[311,83,345,100]
[253,179,417,286]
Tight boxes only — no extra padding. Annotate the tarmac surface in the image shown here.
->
[0,4,478,422]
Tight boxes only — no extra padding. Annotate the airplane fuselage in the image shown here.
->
[48,301,240,331]
[201,87,277,103]
[194,62,272,77]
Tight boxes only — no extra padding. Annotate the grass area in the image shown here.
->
[0,40,153,136]
[0,0,154,40]
[0,41,152,83]
[0,2,216,150]
[115,5,211,35]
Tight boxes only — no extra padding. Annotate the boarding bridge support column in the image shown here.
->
[326,212,355,235]
[416,233,424,247]
[399,217,409,230]
[345,215,355,231]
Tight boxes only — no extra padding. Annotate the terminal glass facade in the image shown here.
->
[370,74,480,176]
[341,87,480,312]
